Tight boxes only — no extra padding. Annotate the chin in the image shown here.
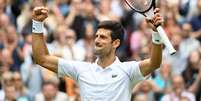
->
[94,49,104,56]
[94,50,101,55]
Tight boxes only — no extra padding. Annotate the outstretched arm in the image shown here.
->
[32,7,59,73]
[139,8,163,76]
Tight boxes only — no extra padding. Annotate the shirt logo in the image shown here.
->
[112,74,118,78]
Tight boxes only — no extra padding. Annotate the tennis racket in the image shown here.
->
[124,0,176,55]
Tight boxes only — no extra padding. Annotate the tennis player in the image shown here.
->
[32,6,163,101]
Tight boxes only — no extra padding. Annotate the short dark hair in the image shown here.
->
[97,21,124,44]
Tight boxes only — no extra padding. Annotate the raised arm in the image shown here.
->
[32,7,59,73]
[139,8,163,76]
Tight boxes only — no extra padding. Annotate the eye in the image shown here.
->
[95,35,98,38]
[100,35,107,39]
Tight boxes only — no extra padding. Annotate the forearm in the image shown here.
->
[150,43,162,69]
[32,7,59,73]
[188,76,201,93]
[65,12,76,27]
[139,8,164,76]
[140,43,162,76]
[32,33,49,64]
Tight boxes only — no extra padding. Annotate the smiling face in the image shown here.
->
[94,21,124,57]
[94,28,118,57]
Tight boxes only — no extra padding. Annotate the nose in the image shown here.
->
[95,35,100,43]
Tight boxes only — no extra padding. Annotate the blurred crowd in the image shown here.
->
[0,0,201,101]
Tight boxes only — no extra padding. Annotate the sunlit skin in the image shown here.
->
[93,28,121,68]
[94,28,119,58]
[32,6,162,77]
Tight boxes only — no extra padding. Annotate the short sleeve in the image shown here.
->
[58,58,88,81]
[122,61,146,86]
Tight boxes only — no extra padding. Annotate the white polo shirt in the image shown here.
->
[58,57,145,101]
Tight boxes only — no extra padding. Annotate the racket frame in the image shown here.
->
[124,0,176,55]
[124,0,156,14]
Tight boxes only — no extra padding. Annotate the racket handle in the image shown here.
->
[156,26,176,55]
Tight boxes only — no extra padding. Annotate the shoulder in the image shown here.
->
[117,61,140,75]
[161,94,171,101]
[58,58,93,72]
[76,39,84,46]
[120,61,139,69]
[190,16,200,24]
[183,91,195,98]
[35,92,44,100]
[57,92,68,98]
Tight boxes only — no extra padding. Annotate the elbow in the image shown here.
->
[155,59,162,68]
[32,54,46,65]
[155,63,161,69]
[151,59,162,69]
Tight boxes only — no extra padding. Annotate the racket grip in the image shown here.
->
[156,26,176,55]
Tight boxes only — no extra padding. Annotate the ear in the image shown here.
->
[112,39,120,48]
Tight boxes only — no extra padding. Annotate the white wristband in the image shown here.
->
[32,20,44,34]
[152,32,163,44]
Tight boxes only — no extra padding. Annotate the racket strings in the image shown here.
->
[125,0,153,12]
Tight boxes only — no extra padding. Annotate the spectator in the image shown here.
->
[180,96,191,101]
[133,80,160,101]
[4,84,17,101]
[97,0,119,21]
[179,0,199,20]
[1,48,13,73]
[0,72,14,101]
[76,23,95,61]
[153,62,172,93]
[190,0,201,32]
[131,93,148,101]
[65,0,85,40]
[0,14,10,29]
[12,72,28,99]
[182,50,201,100]
[20,54,43,100]
[161,75,195,101]
[163,34,185,75]
[0,29,8,73]
[130,19,151,61]
[35,80,68,101]
[5,25,24,71]
[69,84,81,101]
[0,0,6,14]
[17,4,32,34]
[163,12,181,38]
[179,23,200,60]
[111,0,123,18]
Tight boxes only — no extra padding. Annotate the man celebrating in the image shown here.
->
[32,6,163,101]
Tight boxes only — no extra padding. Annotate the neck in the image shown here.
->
[174,88,183,97]
[45,98,53,101]
[85,38,93,45]
[55,40,65,47]
[97,52,116,69]
[5,98,15,101]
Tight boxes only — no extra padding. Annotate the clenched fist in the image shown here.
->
[32,7,48,22]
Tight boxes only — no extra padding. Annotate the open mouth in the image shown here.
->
[95,43,102,47]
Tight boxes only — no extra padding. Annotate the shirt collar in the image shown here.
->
[94,56,120,71]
